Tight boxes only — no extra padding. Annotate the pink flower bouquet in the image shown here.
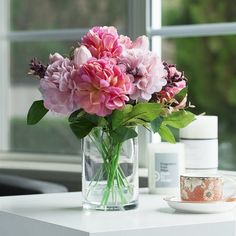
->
[27,26,195,210]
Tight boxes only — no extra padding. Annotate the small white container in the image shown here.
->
[180,115,218,170]
[148,142,185,195]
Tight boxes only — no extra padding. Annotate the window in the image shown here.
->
[1,0,236,171]
[151,0,236,171]
[0,0,128,159]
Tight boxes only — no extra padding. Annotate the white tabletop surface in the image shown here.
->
[0,190,236,236]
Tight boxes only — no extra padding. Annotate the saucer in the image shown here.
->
[164,196,236,214]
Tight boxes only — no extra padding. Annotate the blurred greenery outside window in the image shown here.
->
[157,0,236,170]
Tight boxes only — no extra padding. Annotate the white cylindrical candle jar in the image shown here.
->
[148,142,185,194]
[180,115,218,170]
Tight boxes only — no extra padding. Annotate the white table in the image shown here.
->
[0,191,236,236]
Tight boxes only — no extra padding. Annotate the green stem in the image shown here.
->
[116,171,126,204]
[101,142,121,206]
[118,166,133,194]
[88,128,133,209]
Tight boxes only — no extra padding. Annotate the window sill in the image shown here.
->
[0,160,81,173]
[0,151,81,163]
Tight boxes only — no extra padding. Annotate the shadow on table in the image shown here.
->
[158,207,194,215]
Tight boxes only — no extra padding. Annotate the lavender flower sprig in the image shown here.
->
[29,58,48,78]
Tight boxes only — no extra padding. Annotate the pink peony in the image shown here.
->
[81,26,123,59]
[74,58,132,116]
[39,53,80,115]
[132,35,149,50]
[118,36,166,101]
[118,35,133,49]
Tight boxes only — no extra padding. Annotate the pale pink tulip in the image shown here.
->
[74,45,92,66]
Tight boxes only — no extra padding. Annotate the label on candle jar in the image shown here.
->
[155,153,179,188]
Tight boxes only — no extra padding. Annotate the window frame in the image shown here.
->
[0,0,10,152]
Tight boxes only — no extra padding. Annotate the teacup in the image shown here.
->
[180,174,236,202]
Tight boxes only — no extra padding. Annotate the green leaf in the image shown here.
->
[69,112,101,139]
[69,109,100,125]
[123,103,162,125]
[70,117,97,139]
[163,111,195,128]
[159,125,176,143]
[129,119,148,126]
[110,127,138,143]
[27,100,48,125]
[151,116,164,133]
[84,113,100,125]
[68,109,84,122]
[122,104,133,114]
[98,117,108,127]
[174,87,188,103]
[111,110,124,130]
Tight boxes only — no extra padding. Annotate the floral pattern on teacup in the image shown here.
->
[181,177,205,192]
[180,176,223,202]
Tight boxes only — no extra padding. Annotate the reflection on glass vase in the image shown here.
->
[82,127,139,211]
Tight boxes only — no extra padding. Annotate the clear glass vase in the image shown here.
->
[82,127,139,211]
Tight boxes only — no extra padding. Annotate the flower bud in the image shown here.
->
[74,45,92,66]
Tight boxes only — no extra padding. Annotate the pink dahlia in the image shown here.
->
[75,58,132,117]
[81,26,123,59]
[39,53,80,115]
[118,36,166,101]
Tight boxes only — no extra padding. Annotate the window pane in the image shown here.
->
[10,0,128,31]
[10,41,81,155]
[161,0,236,26]
[11,41,75,85]
[156,35,236,171]
[11,117,81,155]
